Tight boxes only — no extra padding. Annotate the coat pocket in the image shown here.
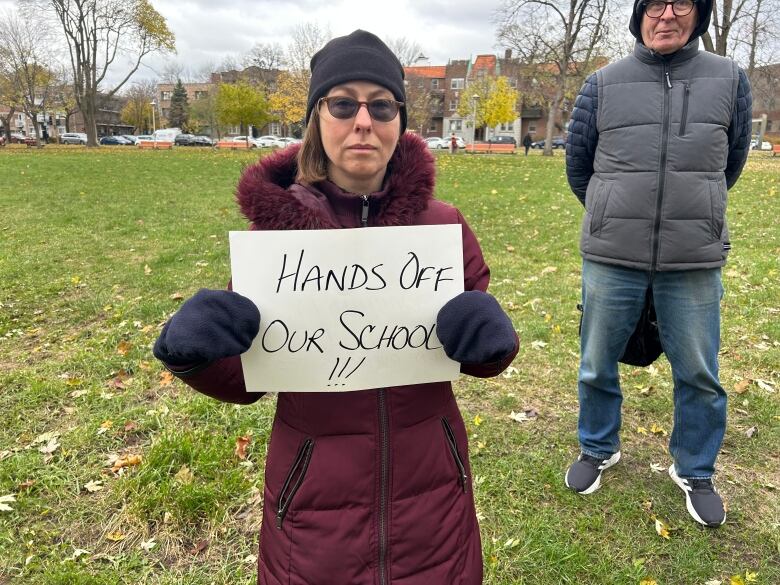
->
[441,418,468,493]
[679,83,690,136]
[589,182,612,237]
[708,180,725,240]
[276,437,315,528]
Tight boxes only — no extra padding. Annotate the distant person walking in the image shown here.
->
[450,132,458,154]
[564,0,751,527]
[522,133,532,156]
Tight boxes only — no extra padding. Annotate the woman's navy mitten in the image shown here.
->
[436,290,516,364]
[153,289,260,366]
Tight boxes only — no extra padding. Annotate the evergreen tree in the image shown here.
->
[168,78,189,129]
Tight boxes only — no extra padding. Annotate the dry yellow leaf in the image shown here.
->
[105,531,125,542]
[650,423,667,437]
[111,454,142,473]
[117,340,131,356]
[655,518,670,539]
[639,580,658,585]
[637,426,648,435]
[174,464,194,484]
[734,379,751,394]
[159,371,174,386]
[235,435,251,460]
[473,415,483,427]
[84,480,103,493]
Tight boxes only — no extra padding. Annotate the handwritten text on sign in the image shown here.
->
[229,225,464,392]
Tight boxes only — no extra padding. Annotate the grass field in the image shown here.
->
[0,145,778,585]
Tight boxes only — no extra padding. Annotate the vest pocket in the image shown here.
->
[589,182,612,237]
[276,438,315,528]
[441,417,468,493]
[708,180,725,240]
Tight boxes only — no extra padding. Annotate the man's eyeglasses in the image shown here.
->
[643,0,695,18]
[318,96,404,123]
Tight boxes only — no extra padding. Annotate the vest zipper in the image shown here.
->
[679,83,690,136]
[651,64,673,273]
[441,418,468,493]
[361,195,370,227]
[276,438,315,529]
[378,389,389,585]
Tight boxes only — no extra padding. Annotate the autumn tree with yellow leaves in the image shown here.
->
[457,76,519,140]
[268,71,307,137]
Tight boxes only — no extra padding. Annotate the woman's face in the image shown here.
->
[319,81,401,194]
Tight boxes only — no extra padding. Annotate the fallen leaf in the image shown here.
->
[32,431,59,445]
[105,531,125,542]
[69,389,89,399]
[144,264,152,275]
[641,500,653,512]
[140,538,156,552]
[530,340,547,350]
[755,379,776,393]
[508,409,538,423]
[170,292,184,301]
[655,518,671,539]
[704,580,723,585]
[540,266,558,275]
[124,421,138,432]
[38,437,60,455]
[84,480,103,493]
[650,463,665,473]
[174,465,194,484]
[730,576,746,585]
[235,435,251,460]
[502,366,518,379]
[18,480,36,491]
[473,415,483,427]
[745,570,758,583]
[745,426,757,438]
[0,494,16,512]
[67,548,90,561]
[505,245,515,252]
[650,423,667,437]
[734,379,751,394]
[636,426,649,435]
[117,340,131,356]
[111,454,142,473]
[159,371,174,386]
[639,580,658,585]
[191,539,209,555]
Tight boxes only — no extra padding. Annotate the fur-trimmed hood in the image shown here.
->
[235,132,436,230]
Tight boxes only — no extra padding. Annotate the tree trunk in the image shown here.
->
[543,89,562,157]
[701,31,715,53]
[83,93,98,147]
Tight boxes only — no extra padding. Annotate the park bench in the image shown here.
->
[773,144,780,157]
[464,143,516,154]
[137,141,173,150]
[215,140,253,150]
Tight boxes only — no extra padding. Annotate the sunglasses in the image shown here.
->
[318,96,404,123]
[643,0,695,17]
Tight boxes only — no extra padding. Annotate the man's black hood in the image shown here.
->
[629,0,712,44]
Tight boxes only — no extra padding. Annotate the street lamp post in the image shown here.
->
[150,100,157,133]
[471,95,480,144]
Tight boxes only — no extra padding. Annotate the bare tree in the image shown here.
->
[405,74,436,135]
[286,22,331,72]
[385,36,426,66]
[20,0,175,146]
[244,42,285,70]
[496,0,616,155]
[726,0,780,73]
[0,10,56,145]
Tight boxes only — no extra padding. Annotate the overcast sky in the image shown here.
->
[1,0,512,87]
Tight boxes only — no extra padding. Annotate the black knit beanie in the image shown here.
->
[306,30,406,132]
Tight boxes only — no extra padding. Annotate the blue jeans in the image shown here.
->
[578,260,727,479]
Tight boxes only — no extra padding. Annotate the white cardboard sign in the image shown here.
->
[229,225,464,392]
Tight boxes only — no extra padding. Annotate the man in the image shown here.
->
[564,0,751,527]
[522,132,533,156]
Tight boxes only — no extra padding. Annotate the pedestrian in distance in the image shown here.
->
[153,29,519,584]
[450,132,458,154]
[564,0,751,527]
[522,132,533,156]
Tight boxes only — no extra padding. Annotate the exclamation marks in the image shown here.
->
[327,356,367,387]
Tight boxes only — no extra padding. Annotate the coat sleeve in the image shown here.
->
[565,73,599,206]
[725,67,752,190]
[457,210,519,378]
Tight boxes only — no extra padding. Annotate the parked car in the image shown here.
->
[532,136,566,149]
[8,132,27,143]
[135,135,154,143]
[99,135,132,145]
[60,132,88,145]
[425,137,448,150]
[454,136,466,149]
[175,134,213,146]
[488,135,517,145]
[121,135,138,145]
[231,136,261,148]
[256,135,284,147]
[153,128,182,142]
[277,137,302,147]
[750,138,772,151]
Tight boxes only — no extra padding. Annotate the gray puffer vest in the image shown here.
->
[582,40,740,271]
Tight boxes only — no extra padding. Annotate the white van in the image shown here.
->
[153,128,181,142]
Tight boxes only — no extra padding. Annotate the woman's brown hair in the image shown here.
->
[296,105,328,184]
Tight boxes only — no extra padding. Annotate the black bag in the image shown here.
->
[577,288,664,367]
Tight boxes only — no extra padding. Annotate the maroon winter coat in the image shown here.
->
[177,133,518,584]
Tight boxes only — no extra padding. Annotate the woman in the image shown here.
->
[154,30,518,584]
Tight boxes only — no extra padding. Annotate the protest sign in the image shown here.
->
[229,225,463,392]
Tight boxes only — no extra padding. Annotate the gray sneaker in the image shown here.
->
[565,451,621,494]
[668,465,726,527]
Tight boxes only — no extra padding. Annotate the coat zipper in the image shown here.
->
[276,438,315,529]
[651,65,673,273]
[441,418,468,493]
[378,389,389,585]
[361,194,370,227]
[679,82,690,136]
